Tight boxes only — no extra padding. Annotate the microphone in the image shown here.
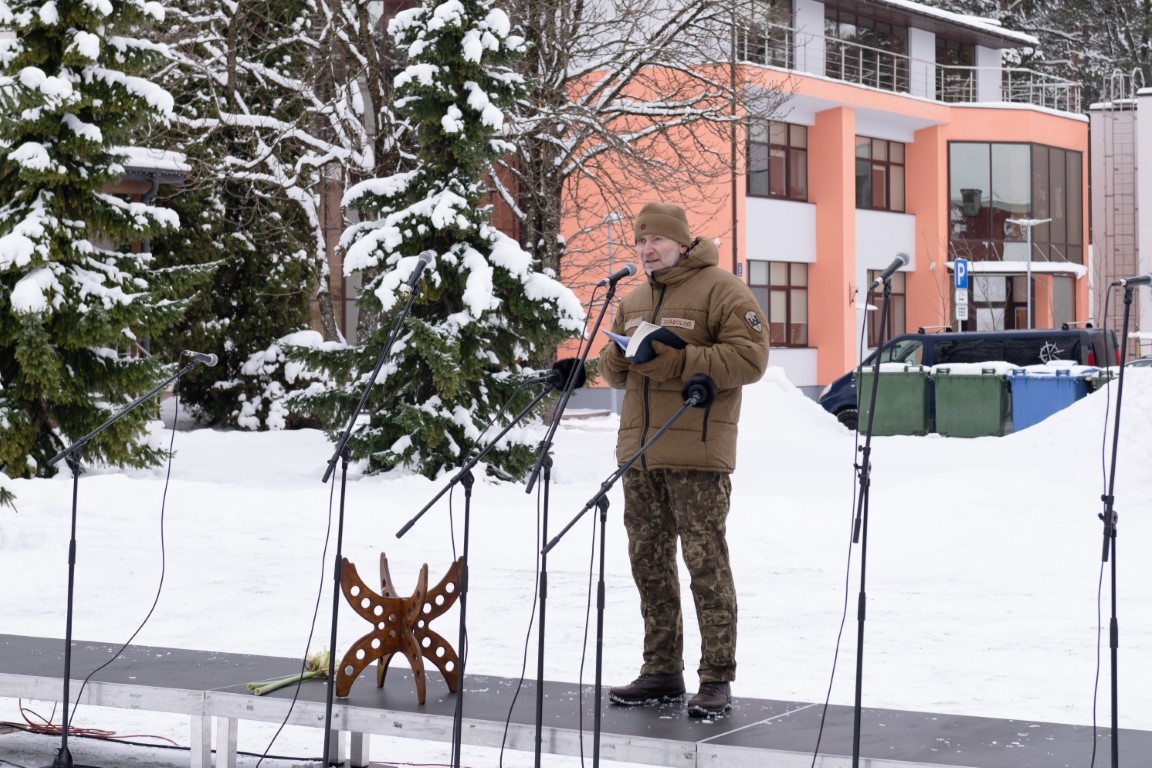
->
[681,373,717,408]
[185,350,218,367]
[868,252,910,290]
[549,357,586,390]
[1112,273,1152,287]
[526,359,587,389]
[596,263,637,287]
[403,251,435,291]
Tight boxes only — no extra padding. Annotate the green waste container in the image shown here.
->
[854,365,931,436]
[1086,369,1116,393]
[934,367,1010,437]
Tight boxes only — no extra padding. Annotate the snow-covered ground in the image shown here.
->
[3,367,1151,767]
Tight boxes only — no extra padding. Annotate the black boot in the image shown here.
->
[687,681,731,718]
[608,672,686,706]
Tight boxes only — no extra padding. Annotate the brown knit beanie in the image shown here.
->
[634,202,691,246]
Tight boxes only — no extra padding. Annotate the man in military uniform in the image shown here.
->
[599,202,770,717]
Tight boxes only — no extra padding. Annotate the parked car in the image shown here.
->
[818,327,1120,430]
[1125,356,1152,368]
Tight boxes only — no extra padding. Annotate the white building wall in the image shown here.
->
[1135,93,1152,275]
[975,45,1001,102]
[793,0,825,77]
[745,198,817,262]
[1135,90,1152,335]
[855,210,917,352]
[1089,95,1144,345]
[906,27,936,100]
[743,198,820,389]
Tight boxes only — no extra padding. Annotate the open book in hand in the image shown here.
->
[604,321,687,363]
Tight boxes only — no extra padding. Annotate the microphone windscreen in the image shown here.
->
[552,358,586,389]
[681,373,717,408]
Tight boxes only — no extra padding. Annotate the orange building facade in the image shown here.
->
[566,0,1089,397]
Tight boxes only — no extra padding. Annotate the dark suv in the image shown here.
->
[818,327,1119,430]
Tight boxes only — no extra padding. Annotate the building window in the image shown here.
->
[936,36,976,102]
[949,141,1084,329]
[866,270,906,347]
[747,120,808,201]
[948,141,1084,266]
[749,260,808,347]
[856,137,905,211]
[735,0,793,68]
[824,7,909,92]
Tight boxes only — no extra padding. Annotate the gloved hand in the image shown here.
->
[632,341,686,382]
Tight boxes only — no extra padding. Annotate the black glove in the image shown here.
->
[681,373,717,408]
[632,341,686,382]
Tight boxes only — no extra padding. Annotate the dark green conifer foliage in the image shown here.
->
[0,0,205,477]
[298,0,583,479]
[145,0,333,428]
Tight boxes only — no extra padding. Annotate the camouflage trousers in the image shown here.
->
[621,467,736,683]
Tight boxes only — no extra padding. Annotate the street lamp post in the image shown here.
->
[1006,217,1052,329]
[604,212,623,414]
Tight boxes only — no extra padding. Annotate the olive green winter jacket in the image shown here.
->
[598,237,770,473]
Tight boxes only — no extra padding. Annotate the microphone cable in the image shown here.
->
[571,283,606,365]
[426,376,529,768]
[493,374,597,766]
[1088,286,1116,768]
[497,454,544,767]
[807,287,874,766]
[484,371,581,766]
[495,280,609,765]
[66,379,183,731]
[575,500,599,767]
[254,463,339,768]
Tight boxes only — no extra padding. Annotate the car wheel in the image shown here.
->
[836,408,858,431]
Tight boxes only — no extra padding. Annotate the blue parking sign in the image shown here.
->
[955,258,969,291]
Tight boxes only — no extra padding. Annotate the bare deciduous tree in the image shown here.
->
[496,0,794,288]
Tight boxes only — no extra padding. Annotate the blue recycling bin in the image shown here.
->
[1007,368,1090,431]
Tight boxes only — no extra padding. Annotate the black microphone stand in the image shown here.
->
[42,355,209,768]
[524,281,620,768]
[396,375,563,768]
[850,279,893,768]
[1099,285,1137,768]
[543,377,716,768]
[319,273,425,767]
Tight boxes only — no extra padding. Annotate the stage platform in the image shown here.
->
[2,633,1149,767]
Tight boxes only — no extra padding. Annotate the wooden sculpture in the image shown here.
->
[334,553,463,704]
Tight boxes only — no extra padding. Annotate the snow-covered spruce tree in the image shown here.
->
[0,0,202,478]
[157,0,407,346]
[299,0,584,479]
[147,173,316,429]
[144,0,335,427]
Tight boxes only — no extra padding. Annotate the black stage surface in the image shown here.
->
[2,633,1149,767]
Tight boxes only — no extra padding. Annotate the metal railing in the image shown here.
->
[1002,67,1081,113]
[735,24,794,70]
[823,38,911,94]
[735,22,1081,113]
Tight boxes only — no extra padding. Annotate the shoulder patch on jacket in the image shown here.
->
[744,310,764,334]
